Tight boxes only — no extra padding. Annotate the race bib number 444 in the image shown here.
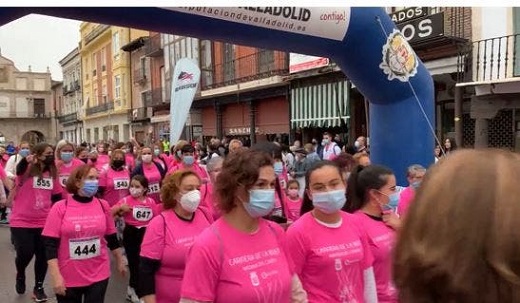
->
[69,237,101,260]
[33,177,53,190]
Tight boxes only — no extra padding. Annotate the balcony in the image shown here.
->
[0,111,51,118]
[129,107,152,122]
[143,88,164,108]
[133,68,147,84]
[201,50,289,90]
[57,112,79,124]
[459,34,520,83]
[86,101,114,116]
[145,33,162,57]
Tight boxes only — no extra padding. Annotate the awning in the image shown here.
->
[291,80,350,128]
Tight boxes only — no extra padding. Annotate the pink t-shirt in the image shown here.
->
[42,196,116,287]
[180,218,293,303]
[354,211,398,303]
[199,183,221,221]
[141,162,163,203]
[125,154,135,171]
[99,167,131,206]
[10,171,63,228]
[397,186,415,218]
[168,163,209,183]
[140,209,212,303]
[94,154,110,172]
[113,195,158,228]
[286,211,374,302]
[0,165,6,180]
[284,196,303,223]
[57,158,84,190]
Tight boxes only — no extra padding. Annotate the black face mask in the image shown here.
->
[90,158,97,163]
[80,158,88,164]
[112,159,125,169]
[43,155,54,166]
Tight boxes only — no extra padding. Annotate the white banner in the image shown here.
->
[169,58,201,144]
[164,7,351,41]
[289,53,330,73]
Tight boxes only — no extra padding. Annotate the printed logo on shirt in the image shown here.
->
[148,183,160,194]
[69,237,101,260]
[133,206,153,222]
[113,178,130,190]
[33,177,53,190]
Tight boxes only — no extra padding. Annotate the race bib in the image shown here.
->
[133,206,153,222]
[33,177,53,190]
[59,175,69,187]
[113,178,130,190]
[148,183,160,194]
[69,237,101,260]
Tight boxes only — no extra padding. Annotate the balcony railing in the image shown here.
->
[57,112,79,123]
[145,34,162,57]
[429,7,470,41]
[0,111,51,118]
[86,101,114,116]
[201,50,288,90]
[133,68,147,84]
[129,107,152,122]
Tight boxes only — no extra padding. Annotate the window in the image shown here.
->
[514,7,520,76]
[15,78,27,90]
[92,53,98,76]
[140,57,147,78]
[101,47,107,71]
[33,98,45,117]
[114,75,121,99]
[200,40,213,87]
[94,88,98,105]
[258,49,275,74]
[223,43,235,82]
[113,31,120,60]
[33,79,45,91]
[84,58,89,80]
[102,85,107,103]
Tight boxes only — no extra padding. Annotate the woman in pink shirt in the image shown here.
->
[138,169,212,303]
[286,160,377,303]
[93,143,110,172]
[75,147,89,165]
[345,164,402,303]
[284,179,303,223]
[41,164,126,303]
[111,175,158,303]
[168,144,209,183]
[56,141,84,191]
[9,143,63,302]
[179,150,307,303]
[199,156,223,220]
[98,149,131,206]
[396,164,426,219]
[131,147,166,203]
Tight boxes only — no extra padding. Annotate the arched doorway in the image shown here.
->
[21,130,45,146]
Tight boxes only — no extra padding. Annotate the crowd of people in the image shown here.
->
[0,132,515,303]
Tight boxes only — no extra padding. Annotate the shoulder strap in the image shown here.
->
[153,161,166,180]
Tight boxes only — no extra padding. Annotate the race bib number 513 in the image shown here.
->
[148,183,160,194]
[69,237,101,260]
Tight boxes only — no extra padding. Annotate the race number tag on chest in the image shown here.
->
[33,177,53,190]
[69,237,101,260]
[148,183,160,194]
[133,206,153,222]
[113,178,130,190]
[59,175,69,187]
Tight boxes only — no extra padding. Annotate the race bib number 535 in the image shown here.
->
[69,237,101,260]
[33,177,53,190]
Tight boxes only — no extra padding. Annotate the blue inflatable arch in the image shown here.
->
[0,7,434,185]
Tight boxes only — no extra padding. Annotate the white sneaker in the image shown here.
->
[126,286,140,303]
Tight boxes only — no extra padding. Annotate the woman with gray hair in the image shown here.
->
[397,164,426,218]
[200,156,224,220]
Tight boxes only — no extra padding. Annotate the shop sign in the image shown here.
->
[227,127,261,135]
[395,12,444,44]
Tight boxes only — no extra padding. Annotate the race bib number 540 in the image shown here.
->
[69,237,101,260]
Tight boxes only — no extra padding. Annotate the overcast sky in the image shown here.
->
[0,14,81,81]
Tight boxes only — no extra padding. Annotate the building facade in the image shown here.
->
[57,47,83,144]
[79,23,148,143]
[0,52,53,145]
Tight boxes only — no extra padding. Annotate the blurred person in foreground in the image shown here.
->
[394,149,520,303]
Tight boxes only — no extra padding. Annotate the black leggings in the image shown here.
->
[10,227,47,285]
[56,278,109,303]
[123,225,146,289]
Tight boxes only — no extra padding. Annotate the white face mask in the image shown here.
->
[179,190,201,213]
[129,187,143,198]
[141,154,153,163]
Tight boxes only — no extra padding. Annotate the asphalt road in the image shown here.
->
[0,225,129,303]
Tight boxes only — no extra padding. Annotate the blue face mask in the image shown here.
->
[154,149,161,156]
[381,192,400,212]
[183,155,195,165]
[61,152,74,163]
[82,180,99,197]
[273,162,284,175]
[411,181,421,190]
[312,189,346,214]
[19,148,30,158]
[243,189,275,218]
